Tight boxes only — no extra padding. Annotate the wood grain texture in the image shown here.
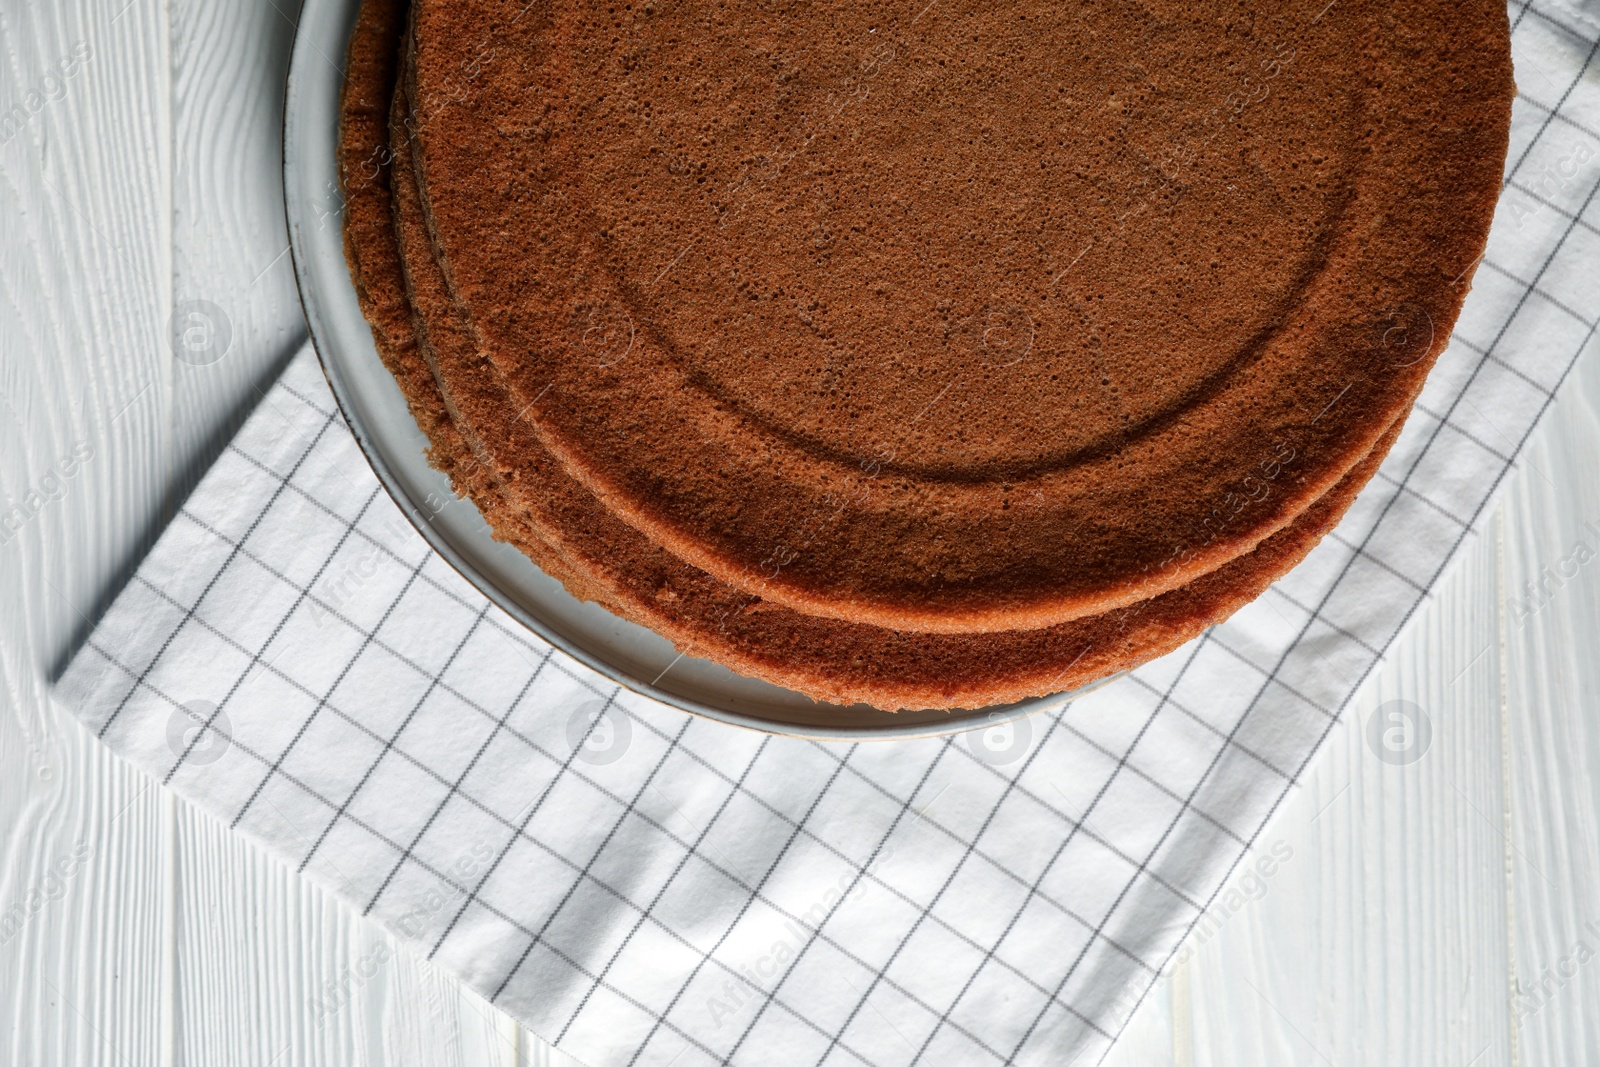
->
[1499,336,1600,1066]
[1105,333,1600,1067]
[1,0,174,1063]
[2,0,1597,1064]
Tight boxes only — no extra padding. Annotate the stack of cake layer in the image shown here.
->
[338,0,1512,710]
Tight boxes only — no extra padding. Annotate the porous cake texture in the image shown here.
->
[338,0,1511,709]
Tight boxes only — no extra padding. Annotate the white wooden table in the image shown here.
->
[3,1,1597,1063]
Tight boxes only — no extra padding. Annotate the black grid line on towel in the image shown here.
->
[165,482,382,787]
[428,684,627,959]
[498,713,699,1012]
[109,549,1124,1041]
[119,496,1162,1010]
[295,598,496,873]
[76,643,803,1065]
[126,518,1153,1027]
[85,625,1021,1067]
[96,406,340,742]
[88,503,1136,1061]
[362,643,559,914]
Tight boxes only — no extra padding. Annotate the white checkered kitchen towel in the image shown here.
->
[54,6,1600,1065]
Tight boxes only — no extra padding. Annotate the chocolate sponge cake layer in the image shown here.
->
[404,0,1510,634]
[341,0,1408,711]
[340,0,627,601]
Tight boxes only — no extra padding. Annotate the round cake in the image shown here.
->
[399,0,1511,633]
[334,0,1468,710]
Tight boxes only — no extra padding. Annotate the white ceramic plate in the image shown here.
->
[281,0,1117,739]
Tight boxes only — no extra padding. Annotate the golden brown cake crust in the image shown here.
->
[336,0,458,478]
[342,0,1410,710]
[404,0,1511,634]
[339,0,607,597]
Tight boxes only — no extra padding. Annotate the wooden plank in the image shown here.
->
[166,0,306,482]
[0,0,175,1063]
[1500,337,1600,1065]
